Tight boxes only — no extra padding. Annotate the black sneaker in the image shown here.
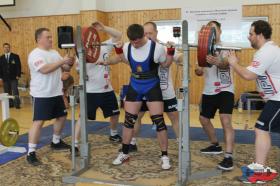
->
[217,157,234,171]
[50,140,71,150]
[118,144,138,153]
[26,152,41,166]
[70,146,80,156]
[109,134,122,143]
[129,144,137,152]
[200,144,223,154]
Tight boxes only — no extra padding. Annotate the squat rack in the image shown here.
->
[62,20,221,186]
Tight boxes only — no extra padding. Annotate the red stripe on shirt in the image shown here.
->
[265,71,278,94]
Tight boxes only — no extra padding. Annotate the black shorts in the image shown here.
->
[87,91,120,120]
[125,82,163,102]
[255,100,280,133]
[140,97,178,112]
[200,91,234,119]
[32,96,67,121]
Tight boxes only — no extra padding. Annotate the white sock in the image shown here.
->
[74,139,79,147]
[110,129,118,136]
[130,137,137,145]
[225,152,233,158]
[28,143,37,155]
[52,134,61,144]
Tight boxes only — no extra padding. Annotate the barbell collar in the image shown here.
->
[61,44,76,49]
[214,45,242,51]
[91,43,117,47]
[8,131,19,135]
[190,44,242,51]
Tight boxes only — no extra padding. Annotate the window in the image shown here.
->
[155,16,268,48]
[0,0,15,7]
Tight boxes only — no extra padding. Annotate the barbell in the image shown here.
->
[0,118,19,147]
[159,26,241,67]
[70,26,242,66]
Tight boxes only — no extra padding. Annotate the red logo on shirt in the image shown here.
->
[252,61,260,68]
[34,60,44,67]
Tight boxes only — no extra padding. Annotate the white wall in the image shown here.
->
[95,0,280,11]
[97,0,239,11]
[0,0,81,18]
[81,0,97,11]
[0,0,280,18]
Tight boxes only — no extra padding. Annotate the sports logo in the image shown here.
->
[252,61,260,68]
[136,65,142,72]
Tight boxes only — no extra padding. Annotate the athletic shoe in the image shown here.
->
[118,144,138,153]
[26,152,41,166]
[112,152,129,165]
[70,146,80,156]
[50,140,71,150]
[200,144,223,154]
[109,134,122,143]
[240,162,278,184]
[217,157,234,171]
[128,144,137,152]
[161,155,171,170]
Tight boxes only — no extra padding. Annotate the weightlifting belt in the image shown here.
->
[131,69,158,79]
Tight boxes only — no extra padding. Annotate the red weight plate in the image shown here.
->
[82,27,101,63]
[197,26,215,67]
[197,26,208,67]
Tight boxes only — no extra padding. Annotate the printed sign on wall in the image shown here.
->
[181,6,242,31]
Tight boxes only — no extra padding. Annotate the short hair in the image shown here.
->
[251,20,272,39]
[207,20,221,30]
[127,24,144,41]
[35,27,50,42]
[3,43,10,47]
[144,21,157,31]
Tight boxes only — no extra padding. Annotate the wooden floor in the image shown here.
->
[0,96,261,135]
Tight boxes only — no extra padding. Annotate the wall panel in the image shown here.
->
[1,4,280,104]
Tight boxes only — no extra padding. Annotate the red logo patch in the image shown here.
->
[34,60,44,67]
[252,61,260,68]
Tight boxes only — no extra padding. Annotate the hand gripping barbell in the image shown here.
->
[64,26,241,66]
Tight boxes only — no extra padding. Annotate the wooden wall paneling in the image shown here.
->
[1,4,280,103]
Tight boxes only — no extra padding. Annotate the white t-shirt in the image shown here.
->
[28,48,63,97]
[76,39,114,93]
[123,39,166,64]
[247,41,280,101]
[158,50,180,100]
[203,49,234,95]
[158,66,175,100]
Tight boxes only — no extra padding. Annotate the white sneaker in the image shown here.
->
[247,162,277,173]
[247,162,263,171]
[112,152,129,165]
[241,162,278,184]
[161,155,171,170]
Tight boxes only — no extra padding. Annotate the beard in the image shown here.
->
[251,42,257,49]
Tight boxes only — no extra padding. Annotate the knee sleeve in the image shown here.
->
[124,111,138,129]
[151,114,167,132]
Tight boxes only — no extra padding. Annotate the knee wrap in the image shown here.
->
[124,111,138,129]
[151,114,167,132]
